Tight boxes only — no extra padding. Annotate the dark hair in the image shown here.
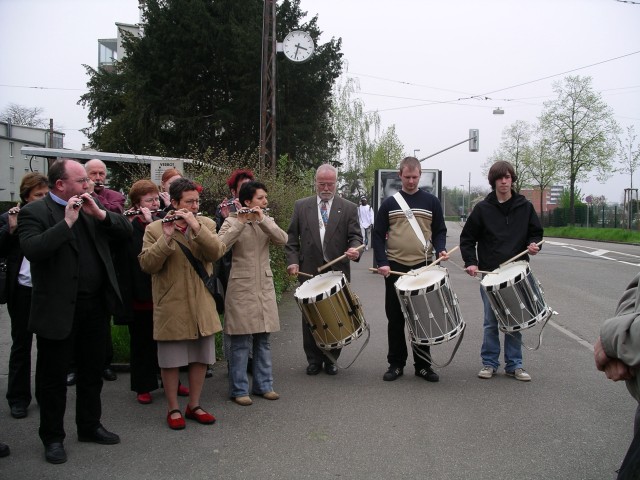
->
[488,161,518,190]
[226,169,254,193]
[129,179,159,207]
[239,181,267,207]
[399,156,421,174]
[20,172,48,203]
[48,159,70,188]
[169,177,199,202]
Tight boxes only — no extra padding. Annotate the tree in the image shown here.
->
[1,103,47,128]
[539,75,619,225]
[526,129,562,214]
[483,120,533,192]
[78,0,342,167]
[617,125,640,191]
[331,76,402,201]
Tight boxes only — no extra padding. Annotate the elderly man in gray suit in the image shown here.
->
[286,164,362,376]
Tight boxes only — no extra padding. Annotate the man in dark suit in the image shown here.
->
[18,159,132,464]
[286,164,363,376]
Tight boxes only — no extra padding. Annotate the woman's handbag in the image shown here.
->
[177,244,224,314]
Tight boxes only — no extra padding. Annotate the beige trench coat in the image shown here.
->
[218,215,287,335]
[138,216,226,341]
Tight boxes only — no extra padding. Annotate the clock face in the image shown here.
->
[282,30,315,63]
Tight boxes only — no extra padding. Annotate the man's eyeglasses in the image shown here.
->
[69,177,91,185]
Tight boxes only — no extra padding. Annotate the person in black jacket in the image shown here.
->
[0,173,48,448]
[460,160,543,382]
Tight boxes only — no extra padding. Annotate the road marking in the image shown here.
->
[548,320,594,352]
[545,240,640,266]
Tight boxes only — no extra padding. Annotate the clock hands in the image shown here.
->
[294,43,308,60]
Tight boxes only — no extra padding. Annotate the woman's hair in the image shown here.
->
[239,181,267,207]
[487,161,518,190]
[161,168,182,184]
[20,172,48,202]
[226,169,255,192]
[128,179,159,207]
[169,177,199,202]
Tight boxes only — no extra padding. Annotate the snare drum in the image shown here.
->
[480,261,552,332]
[395,266,465,346]
[294,272,367,350]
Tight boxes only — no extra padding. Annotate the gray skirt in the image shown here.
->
[157,335,216,368]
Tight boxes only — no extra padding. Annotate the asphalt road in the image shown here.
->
[0,221,637,479]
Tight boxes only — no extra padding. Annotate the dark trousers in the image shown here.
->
[35,296,108,445]
[302,317,341,366]
[6,285,33,408]
[127,310,159,394]
[385,260,431,370]
[617,403,640,479]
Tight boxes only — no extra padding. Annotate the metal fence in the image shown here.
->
[540,204,639,230]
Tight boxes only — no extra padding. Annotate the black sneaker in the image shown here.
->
[415,367,439,382]
[383,366,403,381]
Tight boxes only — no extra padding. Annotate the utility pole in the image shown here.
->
[259,0,277,174]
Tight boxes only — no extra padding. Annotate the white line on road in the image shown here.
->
[548,320,594,352]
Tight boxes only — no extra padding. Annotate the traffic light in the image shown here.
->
[469,129,479,152]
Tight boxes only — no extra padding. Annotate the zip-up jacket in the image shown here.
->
[460,190,543,271]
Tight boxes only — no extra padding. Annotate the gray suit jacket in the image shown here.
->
[286,195,362,281]
[18,194,132,340]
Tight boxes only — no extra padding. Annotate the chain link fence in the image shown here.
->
[540,204,639,230]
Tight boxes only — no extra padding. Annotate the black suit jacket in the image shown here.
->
[0,210,25,304]
[286,195,362,281]
[18,194,133,340]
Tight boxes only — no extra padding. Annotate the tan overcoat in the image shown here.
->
[138,216,225,341]
[218,215,287,335]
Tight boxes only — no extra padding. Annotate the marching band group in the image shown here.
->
[0,156,546,465]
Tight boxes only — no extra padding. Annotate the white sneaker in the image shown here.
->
[477,366,495,379]
[505,368,531,382]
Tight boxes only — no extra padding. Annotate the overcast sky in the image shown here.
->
[1,0,639,201]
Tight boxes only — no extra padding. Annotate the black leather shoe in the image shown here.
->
[205,365,214,378]
[44,442,67,464]
[415,367,439,382]
[66,372,77,386]
[10,404,27,419]
[0,442,10,458]
[324,363,338,375]
[383,366,403,381]
[102,368,117,381]
[78,426,121,445]
[306,364,322,375]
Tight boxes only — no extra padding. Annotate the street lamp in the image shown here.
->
[459,184,465,220]
[413,149,420,158]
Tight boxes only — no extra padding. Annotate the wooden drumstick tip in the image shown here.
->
[297,271,314,278]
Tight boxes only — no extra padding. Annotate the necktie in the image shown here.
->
[320,200,329,226]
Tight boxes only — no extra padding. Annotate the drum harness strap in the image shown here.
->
[393,192,431,264]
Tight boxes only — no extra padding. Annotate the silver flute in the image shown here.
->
[161,212,203,223]
[124,209,159,216]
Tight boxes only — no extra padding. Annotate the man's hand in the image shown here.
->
[594,337,634,381]
[345,247,360,261]
[528,242,540,256]
[465,265,478,277]
[377,265,391,278]
[287,264,299,276]
[78,194,106,221]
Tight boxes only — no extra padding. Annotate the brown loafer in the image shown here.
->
[260,391,280,401]
[232,396,253,406]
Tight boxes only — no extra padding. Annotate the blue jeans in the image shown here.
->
[228,333,273,398]
[480,286,522,372]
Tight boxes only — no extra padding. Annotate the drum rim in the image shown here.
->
[294,271,346,304]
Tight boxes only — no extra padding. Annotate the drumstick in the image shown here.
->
[476,270,498,275]
[424,245,460,270]
[367,267,415,276]
[297,271,314,278]
[318,244,366,272]
[499,240,545,267]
